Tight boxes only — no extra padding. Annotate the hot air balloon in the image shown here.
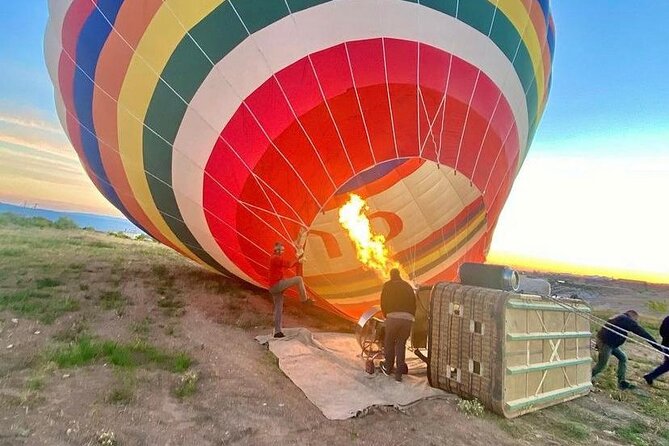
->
[45,0,554,321]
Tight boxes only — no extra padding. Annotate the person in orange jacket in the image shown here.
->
[268,241,313,338]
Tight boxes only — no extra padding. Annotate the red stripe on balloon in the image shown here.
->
[346,39,396,163]
[58,0,97,178]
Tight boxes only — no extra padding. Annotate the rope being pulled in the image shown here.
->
[539,294,669,360]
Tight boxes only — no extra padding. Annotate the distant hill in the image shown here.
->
[0,202,142,234]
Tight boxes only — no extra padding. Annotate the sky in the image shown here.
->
[0,1,668,282]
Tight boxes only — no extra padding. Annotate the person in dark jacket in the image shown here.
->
[643,315,669,385]
[592,310,660,389]
[379,268,416,382]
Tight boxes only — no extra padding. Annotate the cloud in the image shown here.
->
[0,112,62,133]
[0,132,75,160]
[0,146,120,216]
[0,104,74,157]
[0,146,85,186]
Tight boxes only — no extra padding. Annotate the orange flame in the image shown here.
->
[338,194,400,279]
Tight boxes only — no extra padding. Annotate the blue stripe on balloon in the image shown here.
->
[336,159,408,195]
[547,23,555,61]
[73,0,127,214]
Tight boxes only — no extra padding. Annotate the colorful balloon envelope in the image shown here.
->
[45,0,554,320]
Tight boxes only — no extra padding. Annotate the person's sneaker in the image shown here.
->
[643,375,654,386]
[379,361,392,376]
[273,332,285,338]
[619,380,636,390]
[394,373,402,383]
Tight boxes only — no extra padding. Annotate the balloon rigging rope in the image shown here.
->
[90,2,311,235]
[539,294,669,360]
[223,0,380,294]
[66,1,556,295]
[60,100,281,272]
[86,0,310,243]
[381,37,400,159]
[117,0,325,220]
[58,46,303,271]
[281,0,357,177]
[168,5,325,215]
[343,42,377,166]
[468,3,501,182]
[68,98,346,299]
[156,4,309,243]
[227,0,339,192]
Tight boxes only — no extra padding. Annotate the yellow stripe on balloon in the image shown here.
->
[117,0,224,263]
[491,0,546,122]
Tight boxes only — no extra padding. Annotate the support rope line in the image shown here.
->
[77,112,338,303]
[483,6,551,212]
[106,1,323,217]
[454,70,482,175]
[87,0,310,240]
[157,0,324,211]
[381,37,400,159]
[281,0,357,176]
[62,102,297,263]
[58,49,304,263]
[469,0,506,184]
[344,41,377,165]
[539,294,669,360]
[420,52,452,160]
[481,0,535,198]
[60,48,298,249]
[227,0,338,192]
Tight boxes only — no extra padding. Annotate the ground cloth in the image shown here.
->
[255,328,446,420]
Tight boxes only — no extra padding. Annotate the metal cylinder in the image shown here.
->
[458,263,520,292]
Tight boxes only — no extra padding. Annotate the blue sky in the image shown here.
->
[0,2,54,121]
[538,1,669,150]
[0,1,668,280]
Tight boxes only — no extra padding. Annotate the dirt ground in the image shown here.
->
[1,223,669,445]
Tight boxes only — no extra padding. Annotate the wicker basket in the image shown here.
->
[427,283,592,418]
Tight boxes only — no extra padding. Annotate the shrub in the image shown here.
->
[53,217,78,230]
[174,370,199,398]
[457,398,484,417]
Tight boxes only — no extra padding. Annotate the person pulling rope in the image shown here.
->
[591,310,664,390]
[538,295,669,389]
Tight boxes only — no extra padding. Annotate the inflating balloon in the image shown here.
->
[45,0,554,320]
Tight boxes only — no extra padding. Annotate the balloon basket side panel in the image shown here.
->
[427,283,592,418]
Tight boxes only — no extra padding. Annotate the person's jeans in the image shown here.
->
[592,341,627,383]
[269,276,307,333]
[384,317,413,379]
[645,356,669,382]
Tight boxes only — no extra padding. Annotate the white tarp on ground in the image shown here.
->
[256,328,446,420]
